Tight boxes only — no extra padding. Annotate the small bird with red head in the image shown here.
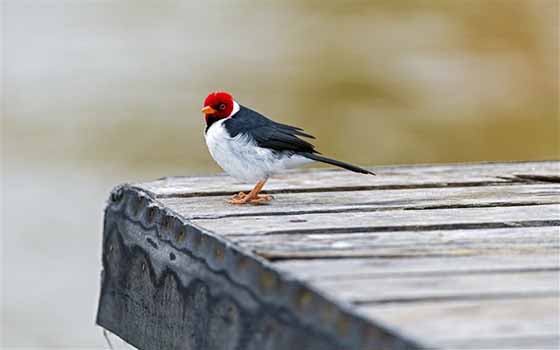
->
[202,91,374,205]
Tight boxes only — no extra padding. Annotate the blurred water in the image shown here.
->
[2,0,558,348]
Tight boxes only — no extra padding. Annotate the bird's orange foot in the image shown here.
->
[226,194,272,205]
[248,194,272,205]
[230,192,247,200]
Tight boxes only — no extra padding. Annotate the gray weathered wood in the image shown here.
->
[187,205,559,236]
[436,335,560,349]
[97,161,560,350]
[308,271,558,304]
[232,227,559,259]
[159,183,560,220]
[273,254,560,279]
[361,297,559,348]
[138,161,559,197]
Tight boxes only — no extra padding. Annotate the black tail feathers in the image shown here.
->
[302,153,375,175]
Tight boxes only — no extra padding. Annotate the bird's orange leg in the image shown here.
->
[227,180,272,205]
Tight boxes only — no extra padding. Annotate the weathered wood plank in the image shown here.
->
[360,297,560,348]
[97,185,422,350]
[305,271,558,304]
[159,184,560,220]
[233,227,560,259]
[136,161,559,197]
[99,161,560,350]
[188,204,559,236]
[437,335,559,349]
[273,255,560,280]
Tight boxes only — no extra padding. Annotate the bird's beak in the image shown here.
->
[201,106,217,115]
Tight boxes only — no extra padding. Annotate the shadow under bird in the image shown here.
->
[202,91,374,205]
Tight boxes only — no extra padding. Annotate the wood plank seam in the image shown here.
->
[512,174,560,183]
[186,201,560,221]
[352,291,560,305]
[234,220,560,236]
[288,267,560,280]
[153,180,530,199]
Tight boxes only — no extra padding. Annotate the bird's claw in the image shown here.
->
[249,194,272,205]
[231,192,247,200]
[226,194,272,205]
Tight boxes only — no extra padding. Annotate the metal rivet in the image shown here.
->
[296,289,312,309]
[236,256,249,270]
[214,247,224,262]
[362,325,380,342]
[320,303,336,324]
[192,234,201,248]
[336,314,349,336]
[259,270,276,290]
[176,228,186,243]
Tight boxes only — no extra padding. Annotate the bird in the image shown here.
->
[202,91,374,205]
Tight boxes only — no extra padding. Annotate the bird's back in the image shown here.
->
[224,105,318,155]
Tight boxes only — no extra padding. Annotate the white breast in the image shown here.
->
[205,119,311,183]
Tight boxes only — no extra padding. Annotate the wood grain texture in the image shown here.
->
[188,204,559,236]
[137,161,559,197]
[361,297,560,348]
[309,270,558,304]
[233,227,560,259]
[436,335,559,349]
[273,255,560,279]
[101,161,560,349]
[160,184,560,220]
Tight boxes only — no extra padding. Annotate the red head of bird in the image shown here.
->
[201,91,235,124]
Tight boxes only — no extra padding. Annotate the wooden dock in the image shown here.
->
[96,161,559,349]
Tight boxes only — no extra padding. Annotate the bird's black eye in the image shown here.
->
[218,103,226,110]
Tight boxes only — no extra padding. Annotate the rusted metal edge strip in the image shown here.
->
[96,184,424,350]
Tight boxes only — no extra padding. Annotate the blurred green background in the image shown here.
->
[2,0,558,348]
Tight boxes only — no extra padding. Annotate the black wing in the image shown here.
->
[224,105,375,175]
[224,105,318,154]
